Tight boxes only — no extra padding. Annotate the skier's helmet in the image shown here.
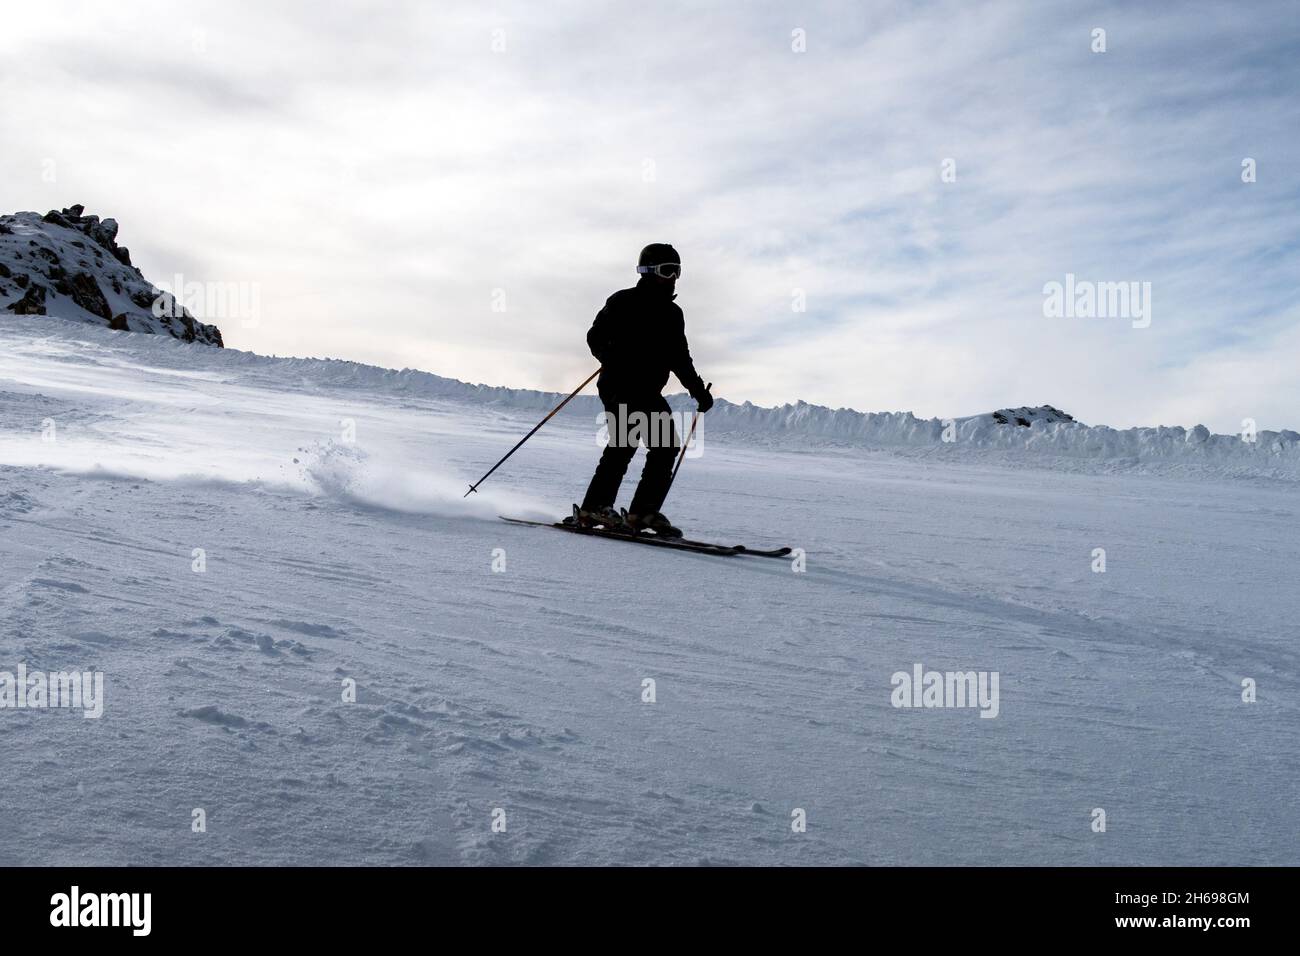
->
[638,242,680,274]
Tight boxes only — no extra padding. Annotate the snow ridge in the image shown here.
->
[4,314,1297,480]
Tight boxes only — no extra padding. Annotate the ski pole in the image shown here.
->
[667,382,710,494]
[464,367,600,496]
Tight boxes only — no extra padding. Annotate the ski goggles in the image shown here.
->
[637,262,682,279]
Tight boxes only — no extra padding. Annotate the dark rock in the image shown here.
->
[92,218,119,246]
[0,263,9,279]
[67,204,85,217]
[14,273,29,289]
[991,405,1077,427]
[130,288,156,310]
[66,272,113,320]
[7,283,47,315]
[109,313,130,331]
[34,246,60,264]
[48,265,66,280]
[42,210,71,228]
[112,246,132,266]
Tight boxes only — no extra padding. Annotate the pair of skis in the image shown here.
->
[499,515,792,559]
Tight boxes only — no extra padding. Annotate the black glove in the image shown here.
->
[693,386,714,413]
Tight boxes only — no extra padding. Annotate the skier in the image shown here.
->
[575,243,713,538]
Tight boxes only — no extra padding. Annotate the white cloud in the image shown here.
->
[1,0,1296,432]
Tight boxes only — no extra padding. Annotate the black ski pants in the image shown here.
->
[581,391,681,516]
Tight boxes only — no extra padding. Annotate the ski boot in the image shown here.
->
[567,504,630,532]
[623,510,683,539]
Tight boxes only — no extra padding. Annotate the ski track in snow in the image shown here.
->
[0,317,1297,865]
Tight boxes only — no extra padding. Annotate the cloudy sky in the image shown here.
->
[2,0,1297,432]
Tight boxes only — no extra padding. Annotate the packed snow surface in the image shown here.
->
[1,316,1296,865]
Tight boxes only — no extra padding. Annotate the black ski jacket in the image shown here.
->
[586,277,707,401]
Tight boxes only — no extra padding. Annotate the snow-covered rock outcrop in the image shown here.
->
[0,206,223,346]
[989,405,1075,426]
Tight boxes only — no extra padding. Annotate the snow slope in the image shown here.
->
[0,316,1296,865]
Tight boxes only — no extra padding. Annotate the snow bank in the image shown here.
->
[707,400,1300,479]
[4,314,1297,481]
